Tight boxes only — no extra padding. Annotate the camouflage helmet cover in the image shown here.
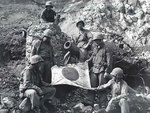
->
[45,1,53,7]
[76,20,85,27]
[43,29,54,38]
[110,67,124,77]
[30,55,44,64]
[93,33,104,41]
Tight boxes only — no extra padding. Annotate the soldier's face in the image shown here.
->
[95,39,103,45]
[115,75,122,82]
[46,6,52,10]
[77,24,84,30]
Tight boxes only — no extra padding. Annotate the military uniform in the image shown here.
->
[19,65,56,111]
[90,44,112,87]
[76,29,92,48]
[84,44,112,106]
[41,9,56,23]
[96,68,136,113]
[31,40,54,83]
[76,29,93,62]
[105,79,130,113]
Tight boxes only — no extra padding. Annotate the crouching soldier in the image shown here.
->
[95,67,136,113]
[19,55,56,113]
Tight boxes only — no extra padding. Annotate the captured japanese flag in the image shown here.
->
[51,62,91,89]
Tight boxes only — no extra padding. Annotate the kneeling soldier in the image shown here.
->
[19,55,56,113]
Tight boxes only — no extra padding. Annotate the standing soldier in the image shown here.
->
[40,1,56,23]
[76,20,93,62]
[88,33,112,87]
[63,20,93,64]
[83,33,112,106]
[19,55,56,113]
[31,29,54,83]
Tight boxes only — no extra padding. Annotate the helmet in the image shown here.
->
[30,55,44,65]
[43,29,54,38]
[76,20,85,27]
[110,67,124,77]
[45,1,53,7]
[93,33,104,41]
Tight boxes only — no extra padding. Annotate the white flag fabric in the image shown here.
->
[51,62,91,89]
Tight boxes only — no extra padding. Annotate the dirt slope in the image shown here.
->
[0,1,150,113]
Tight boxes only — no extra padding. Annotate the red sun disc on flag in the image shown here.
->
[62,67,79,81]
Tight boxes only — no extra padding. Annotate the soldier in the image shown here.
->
[31,29,54,83]
[63,21,93,64]
[19,55,56,113]
[87,33,112,87]
[83,33,112,106]
[95,67,136,113]
[40,1,56,23]
[76,20,93,62]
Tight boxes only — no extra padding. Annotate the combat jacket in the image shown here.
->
[41,9,56,23]
[31,40,54,63]
[19,66,50,95]
[76,29,93,49]
[91,45,112,74]
[111,79,128,98]
[106,78,136,98]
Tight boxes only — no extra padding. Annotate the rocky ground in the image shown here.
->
[0,0,150,113]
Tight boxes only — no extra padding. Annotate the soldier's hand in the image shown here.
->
[85,59,90,63]
[97,86,102,90]
[111,97,117,102]
[90,88,97,91]
[83,45,88,49]
[85,60,88,63]
[136,94,143,97]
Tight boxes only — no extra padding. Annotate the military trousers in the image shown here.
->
[90,72,107,87]
[40,60,53,83]
[79,48,88,62]
[106,98,130,113]
[24,86,56,109]
[84,72,106,106]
